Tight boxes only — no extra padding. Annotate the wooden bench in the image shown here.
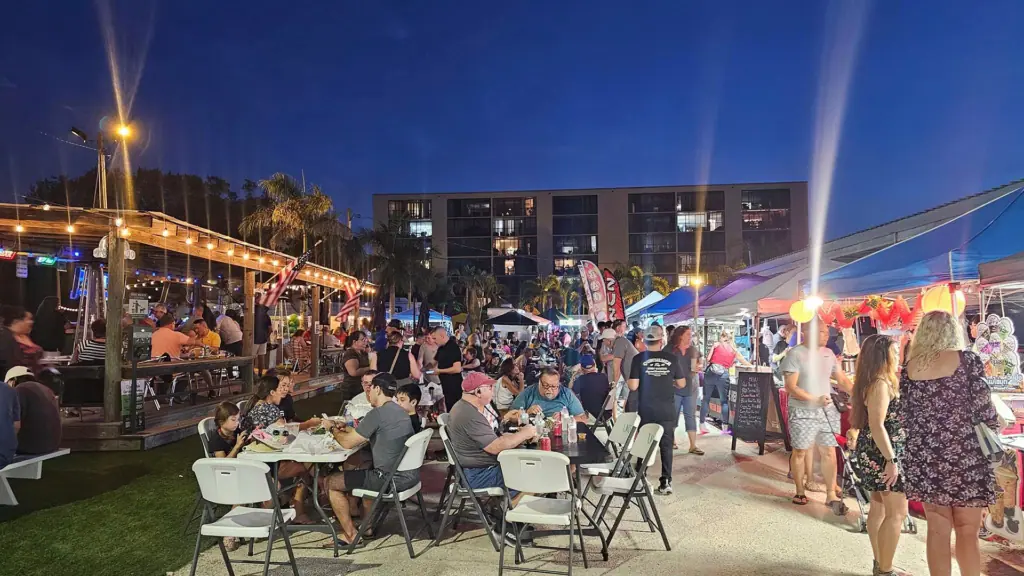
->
[0,449,70,505]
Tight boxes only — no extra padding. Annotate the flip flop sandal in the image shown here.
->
[321,536,364,549]
[827,500,849,516]
[791,494,809,505]
[688,447,705,456]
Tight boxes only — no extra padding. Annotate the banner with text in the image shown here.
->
[579,260,608,323]
[603,268,625,321]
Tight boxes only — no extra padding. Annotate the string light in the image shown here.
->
[272,259,279,266]
[42,204,51,211]
[66,224,75,233]
[258,256,265,264]
[15,224,24,233]
[314,272,320,279]
[304,270,311,276]
[185,278,193,285]
[119,227,131,237]
[206,242,214,250]
[115,217,123,227]
[161,228,169,237]
[185,237,193,245]
[242,253,250,260]
[226,248,234,256]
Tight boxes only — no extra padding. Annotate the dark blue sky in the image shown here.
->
[2,1,1022,237]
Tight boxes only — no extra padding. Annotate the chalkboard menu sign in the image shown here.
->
[731,368,790,455]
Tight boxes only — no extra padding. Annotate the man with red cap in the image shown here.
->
[445,371,537,498]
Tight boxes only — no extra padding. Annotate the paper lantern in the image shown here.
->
[921,285,966,315]
[789,300,815,323]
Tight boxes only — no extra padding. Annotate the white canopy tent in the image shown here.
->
[699,259,844,319]
[624,291,665,319]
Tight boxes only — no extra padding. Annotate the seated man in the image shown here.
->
[324,373,416,547]
[1,367,21,469]
[345,369,378,420]
[395,383,422,433]
[289,329,311,371]
[505,367,587,423]
[573,354,611,419]
[74,318,107,364]
[6,366,60,455]
[193,318,221,396]
[446,372,536,500]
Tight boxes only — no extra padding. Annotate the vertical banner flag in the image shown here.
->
[259,246,315,308]
[603,268,624,321]
[579,260,609,323]
[337,281,364,320]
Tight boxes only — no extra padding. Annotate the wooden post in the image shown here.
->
[242,271,255,393]
[104,233,125,423]
[310,285,321,378]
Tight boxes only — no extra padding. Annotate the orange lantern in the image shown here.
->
[789,300,815,323]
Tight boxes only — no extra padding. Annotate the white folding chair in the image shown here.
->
[581,412,640,478]
[347,428,435,558]
[589,423,671,551]
[183,418,219,536]
[497,450,587,576]
[432,425,503,551]
[432,412,453,520]
[189,458,299,576]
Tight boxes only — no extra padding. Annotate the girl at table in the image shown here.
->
[241,375,320,523]
[494,358,523,415]
[210,402,249,458]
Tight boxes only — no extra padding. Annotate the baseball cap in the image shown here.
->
[371,372,399,393]
[600,328,616,340]
[580,354,596,369]
[4,366,32,382]
[644,326,664,343]
[462,371,495,393]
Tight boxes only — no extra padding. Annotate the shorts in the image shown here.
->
[788,403,840,450]
[344,468,417,494]
[463,465,518,498]
[254,342,268,355]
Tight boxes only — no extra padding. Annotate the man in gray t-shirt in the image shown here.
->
[779,320,853,511]
[445,372,536,500]
[611,320,639,413]
[325,373,415,546]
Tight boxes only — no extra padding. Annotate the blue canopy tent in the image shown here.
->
[631,286,699,320]
[816,186,1024,299]
[387,308,450,324]
[663,274,767,323]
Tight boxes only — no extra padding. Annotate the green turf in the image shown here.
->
[0,390,347,576]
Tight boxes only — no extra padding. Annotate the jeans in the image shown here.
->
[463,465,519,498]
[673,394,697,431]
[699,370,730,426]
[657,420,675,483]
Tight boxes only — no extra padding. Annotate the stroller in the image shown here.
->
[824,404,918,534]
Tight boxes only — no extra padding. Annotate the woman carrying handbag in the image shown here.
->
[699,330,754,433]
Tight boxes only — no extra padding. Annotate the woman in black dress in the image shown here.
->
[850,334,907,576]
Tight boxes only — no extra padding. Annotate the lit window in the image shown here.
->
[505,258,515,275]
[408,220,432,237]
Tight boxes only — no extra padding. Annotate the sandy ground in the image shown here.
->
[172,425,1024,576]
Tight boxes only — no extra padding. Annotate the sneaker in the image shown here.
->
[656,480,673,495]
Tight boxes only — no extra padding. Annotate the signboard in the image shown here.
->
[15,255,27,278]
[127,292,150,318]
[730,368,789,455]
[578,260,608,322]
[120,379,146,431]
[0,249,15,260]
[603,268,625,321]
[35,255,57,266]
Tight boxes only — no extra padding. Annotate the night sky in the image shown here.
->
[2,1,1022,237]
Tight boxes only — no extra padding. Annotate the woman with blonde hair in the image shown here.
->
[850,334,908,576]
[901,310,997,576]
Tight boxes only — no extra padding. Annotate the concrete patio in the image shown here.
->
[173,427,1023,576]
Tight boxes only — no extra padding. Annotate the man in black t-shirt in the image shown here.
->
[627,325,686,495]
[429,326,463,412]
[573,354,610,419]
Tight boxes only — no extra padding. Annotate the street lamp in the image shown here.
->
[69,121,133,211]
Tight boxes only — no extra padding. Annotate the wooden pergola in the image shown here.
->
[0,203,367,422]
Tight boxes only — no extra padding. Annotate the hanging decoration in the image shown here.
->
[972,313,1023,392]
[836,305,859,329]
[816,301,839,325]
[789,300,815,323]
[921,284,966,315]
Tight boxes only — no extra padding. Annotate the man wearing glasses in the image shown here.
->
[504,367,588,423]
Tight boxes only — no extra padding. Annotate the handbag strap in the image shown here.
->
[387,346,401,375]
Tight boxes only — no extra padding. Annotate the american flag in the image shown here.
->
[259,247,315,308]
[337,281,364,319]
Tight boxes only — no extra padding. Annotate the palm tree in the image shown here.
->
[451,266,489,332]
[519,278,544,311]
[358,216,428,316]
[560,276,584,315]
[238,173,348,255]
[540,274,563,311]
[613,264,672,305]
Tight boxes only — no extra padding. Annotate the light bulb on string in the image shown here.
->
[15,224,24,233]
[185,237,193,245]
[66,224,75,233]
[161,228,169,237]
[42,204,50,211]
[115,217,123,227]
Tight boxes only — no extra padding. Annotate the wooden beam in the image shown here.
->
[104,232,125,423]
[310,285,321,378]
[242,271,255,393]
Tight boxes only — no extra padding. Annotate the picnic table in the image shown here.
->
[239,431,358,557]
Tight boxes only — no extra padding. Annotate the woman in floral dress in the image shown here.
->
[900,311,998,576]
[851,334,908,576]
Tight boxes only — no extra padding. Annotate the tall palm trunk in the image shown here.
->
[389,285,396,316]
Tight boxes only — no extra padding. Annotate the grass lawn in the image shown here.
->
[0,391,347,576]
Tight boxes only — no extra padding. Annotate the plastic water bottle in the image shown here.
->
[567,415,578,444]
[560,408,570,441]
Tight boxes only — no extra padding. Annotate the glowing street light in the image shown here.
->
[116,124,132,138]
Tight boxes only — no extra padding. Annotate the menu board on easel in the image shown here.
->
[731,368,789,455]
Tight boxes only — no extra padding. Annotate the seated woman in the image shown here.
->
[493,358,524,416]
[462,346,482,373]
[74,318,107,364]
[241,375,320,523]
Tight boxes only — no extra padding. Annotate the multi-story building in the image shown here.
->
[373,182,809,302]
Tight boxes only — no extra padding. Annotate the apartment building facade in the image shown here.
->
[372,182,809,302]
